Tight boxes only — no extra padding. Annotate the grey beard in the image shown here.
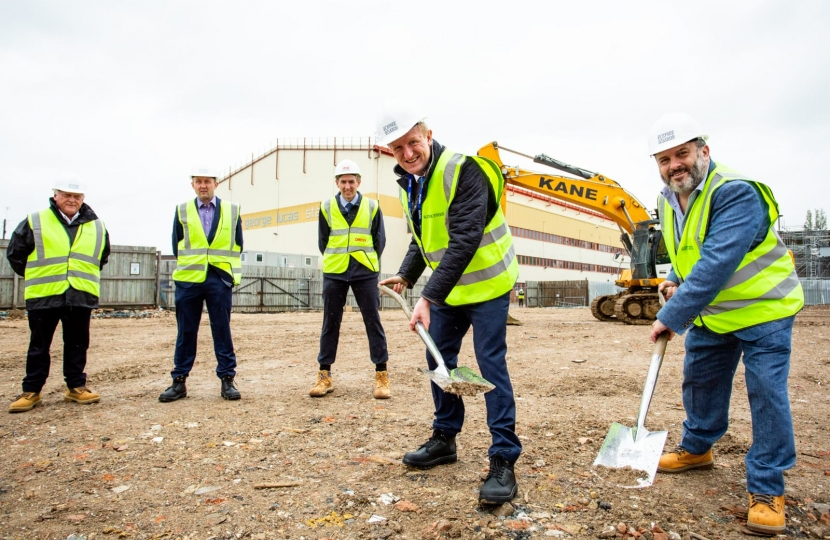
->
[662,152,708,194]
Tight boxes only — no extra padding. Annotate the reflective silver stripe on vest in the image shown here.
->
[350,227,372,235]
[179,202,191,250]
[68,270,100,283]
[324,247,349,254]
[347,246,376,254]
[69,252,101,265]
[457,244,516,286]
[208,249,241,258]
[322,199,332,225]
[175,264,207,272]
[329,229,349,237]
[424,221,510,261]
[230,203,239,236]
[26,256,69,268]
[693,174,724,249]
[723,240,790,290]
[31,212,46,260]
[443,154,465,229]
[179,248,210,256]
[25,274,67,287]
[700,271,801,316]
[92,219,104,258]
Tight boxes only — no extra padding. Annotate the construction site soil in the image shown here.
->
[1,305,828,540]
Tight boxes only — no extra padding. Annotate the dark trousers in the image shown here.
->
[427,291,522,463]
[317,276,388,366]
[23,306,92,392]
[172,271,237,379]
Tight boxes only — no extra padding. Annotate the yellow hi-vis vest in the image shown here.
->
[24,209,106,300]
[400,151,518,306]
[658,163,803,333]
[320,195,379,274]
[172,200,242,285]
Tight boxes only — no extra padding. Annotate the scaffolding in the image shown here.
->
[781,228,830,278]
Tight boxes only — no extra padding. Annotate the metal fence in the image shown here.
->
[0,241,160,310]
[524,279,621,308]
[801,279,830,305]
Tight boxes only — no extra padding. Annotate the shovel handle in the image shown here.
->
[634,333,668,438]
[378,284,451,377]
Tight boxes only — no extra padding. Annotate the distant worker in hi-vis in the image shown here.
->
[6,179,110,413]
[517,287,525,307]
[159,168,244,402]
[310,159,390,399]
[647,113,803,535]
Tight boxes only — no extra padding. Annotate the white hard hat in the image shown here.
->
[190,167,220,179]
[647,113,708,156]
[377,99,426,145]
[53,178,85,195]
[334,159,361,177]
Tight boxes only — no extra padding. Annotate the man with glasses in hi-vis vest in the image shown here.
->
[647,113,803,535]
[310,159,389,399]
[159,168,243,403]
[6,178,110,413]
[378,100,521,505]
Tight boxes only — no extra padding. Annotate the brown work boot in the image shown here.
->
[309,370,333,397]
[64,386,100,404]
[657,445,714,473]
[747,493,786,534]
[9,392,42,413]
[373,371,390,399]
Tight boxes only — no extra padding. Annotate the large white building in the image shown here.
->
[215,137,627,285]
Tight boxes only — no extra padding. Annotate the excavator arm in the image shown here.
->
[478,141,653,232]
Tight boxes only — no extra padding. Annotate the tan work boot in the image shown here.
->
[9,392,42,413]
[373,371,390,399]
[747,493,786,534]
[64,386,100,404]
[309,370,333,397]
[657,445,714,473]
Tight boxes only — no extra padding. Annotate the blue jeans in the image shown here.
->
[426,292,521,463]
[172,270,237,379]
[680,318,795,495]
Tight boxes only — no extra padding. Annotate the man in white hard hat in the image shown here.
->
[310,159,389,399]
[159,168,244,402]
[6,179,110,412]
[378,100,521,505]
[647,113,803,534]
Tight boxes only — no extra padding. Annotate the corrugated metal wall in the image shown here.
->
[525,279,622,308]
[0,240,160,309]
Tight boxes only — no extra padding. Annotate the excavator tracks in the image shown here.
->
[590,293,622,322]
[613,292,661,325]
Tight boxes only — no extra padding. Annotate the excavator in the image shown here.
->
[478,142,671,325]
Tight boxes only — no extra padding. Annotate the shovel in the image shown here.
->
[378,284,495,396]
[592,330,670,488]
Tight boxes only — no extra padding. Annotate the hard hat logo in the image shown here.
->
[376,99,426,145]
[647,113,707,156]
[335,159,361,177]
[382,121,398,136]
[657,130,675,145]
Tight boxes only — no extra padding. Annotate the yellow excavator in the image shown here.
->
[478,142,670,325]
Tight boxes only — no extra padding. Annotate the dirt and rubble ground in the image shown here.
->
[0,305,828,540]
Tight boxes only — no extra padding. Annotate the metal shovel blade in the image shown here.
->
[592,332,670,488]
[593,423,668,488]
[379,284,495,396]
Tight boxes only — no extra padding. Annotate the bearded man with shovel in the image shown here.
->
[648,113,803,535]
[378,100,521,505]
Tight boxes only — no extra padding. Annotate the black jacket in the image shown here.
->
[172,196,244,287]
[394,140,499,305]
[318,192,386,282]
[6,198,111,310]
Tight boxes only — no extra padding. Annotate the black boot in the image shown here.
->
[402,429,457,469]
[220,376,241,400]
[158,376,187,402]
[479,454,518,504]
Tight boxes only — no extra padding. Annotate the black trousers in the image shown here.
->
[23,306,92,392]
[317,276,388,366]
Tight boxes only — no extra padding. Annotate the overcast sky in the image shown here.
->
[2,0,828,252]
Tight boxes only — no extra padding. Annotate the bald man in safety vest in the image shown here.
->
[648,113,803,535]
[6,179,110,412]
[159,168,244,403]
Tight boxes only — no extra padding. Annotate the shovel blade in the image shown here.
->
[420,366,495,396]
[592,422,668,488]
